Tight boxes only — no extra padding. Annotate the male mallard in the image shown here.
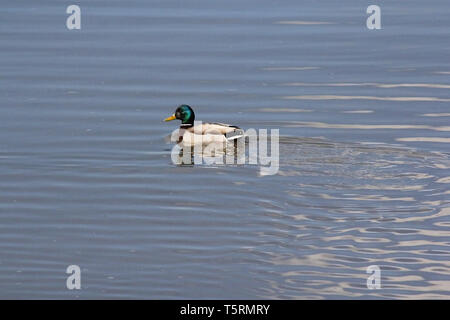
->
[164,104,243,147]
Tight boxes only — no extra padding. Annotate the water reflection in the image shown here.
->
[275,21,334,25]
[421,113,450,117]
[262,67,320,71]
[283,95,450,102]
[282,82,450,89]
[397,137,450,143]
[341,110,374,114]
[273,121,450,133]
[252,136,450,298]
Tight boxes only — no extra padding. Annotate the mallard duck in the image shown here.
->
[164,104,243,147]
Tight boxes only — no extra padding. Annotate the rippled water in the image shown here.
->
[1,0,449,299]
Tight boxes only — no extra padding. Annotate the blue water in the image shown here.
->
[0,0,449,299]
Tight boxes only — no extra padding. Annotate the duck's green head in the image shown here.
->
[164,104,195,125]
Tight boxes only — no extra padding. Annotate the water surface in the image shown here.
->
[1,0,450,299]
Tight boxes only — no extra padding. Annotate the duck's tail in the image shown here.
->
[225,128,244,140]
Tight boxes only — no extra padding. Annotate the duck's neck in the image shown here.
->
[180,123,193,128]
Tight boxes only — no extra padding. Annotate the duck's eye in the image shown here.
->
[176,111,181,118]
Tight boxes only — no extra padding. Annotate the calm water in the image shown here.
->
[1,0,450,299]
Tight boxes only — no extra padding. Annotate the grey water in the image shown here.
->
[1,0,449,299]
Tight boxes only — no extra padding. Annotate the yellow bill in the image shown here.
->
[164,114,176,121]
